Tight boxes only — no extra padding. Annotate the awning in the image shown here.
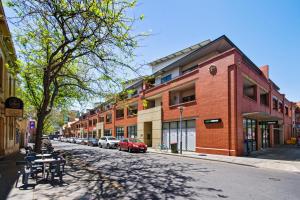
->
[242,112,282,121]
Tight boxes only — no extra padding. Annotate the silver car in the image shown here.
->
[75,138,83,144]
[98,136,120,148]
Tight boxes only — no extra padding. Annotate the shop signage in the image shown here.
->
[29,121,35,129]
[4,97,24,117]
[266,121,278,125]
[204,118,222,124]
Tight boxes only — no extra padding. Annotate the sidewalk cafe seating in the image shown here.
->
[46,159,66,184]
[15,158,39,188]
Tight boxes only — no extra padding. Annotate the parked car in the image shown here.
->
[82,138,89,145]
[98,136,119,148]
[87,138,98,146]
[119,138,147,153]
[75,138,83,144]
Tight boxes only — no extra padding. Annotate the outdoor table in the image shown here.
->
[36,154,52,159]
[33,158,57,179]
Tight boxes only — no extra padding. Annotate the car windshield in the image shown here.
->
[107,137,116,140]
[129,138,142,143]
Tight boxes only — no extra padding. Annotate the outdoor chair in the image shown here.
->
[46,159,66,184]
[15,160,37,188]
[24,156,43,180]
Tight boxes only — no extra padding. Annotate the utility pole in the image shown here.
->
[178,106,184,154]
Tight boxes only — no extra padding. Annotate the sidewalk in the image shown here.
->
[147,147,300,173]
[0,152,25,200]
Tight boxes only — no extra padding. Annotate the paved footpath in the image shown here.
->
[7,142,300,200]
[148,145,300,173]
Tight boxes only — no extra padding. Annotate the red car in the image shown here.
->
[118,138,147,153]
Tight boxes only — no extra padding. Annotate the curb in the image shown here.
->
[147,150,300,173]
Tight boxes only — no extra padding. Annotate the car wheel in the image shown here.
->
[107,144,110,149]
[118,146,121,151]
[128,148,132,153]
[99,144,102,148]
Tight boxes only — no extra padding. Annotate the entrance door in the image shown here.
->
[260,122,270,149]
[243,118,257,155]
[274,129,280,145]
[144,122,152,147]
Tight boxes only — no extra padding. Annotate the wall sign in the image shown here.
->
[5,97,24,117]
[204,118,222,124]
[29,121,35,129]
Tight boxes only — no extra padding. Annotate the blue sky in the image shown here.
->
[4,1,300,103]
[132,0,300,102]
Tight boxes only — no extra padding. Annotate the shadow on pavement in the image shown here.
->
[31,147,226,200]
[0,153,24,200]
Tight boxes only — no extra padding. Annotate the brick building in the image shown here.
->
[293,102,300,137]
[0,2,19,157]
[69,35,294,156]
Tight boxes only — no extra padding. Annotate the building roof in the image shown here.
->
[148,39,211,66]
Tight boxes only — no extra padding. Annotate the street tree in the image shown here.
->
[7,0,144,152]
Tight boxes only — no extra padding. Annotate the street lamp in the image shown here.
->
[178,106,184,154]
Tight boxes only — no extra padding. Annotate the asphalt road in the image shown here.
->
[52,141,300,200]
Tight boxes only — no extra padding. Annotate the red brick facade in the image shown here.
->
[67,35,294,156]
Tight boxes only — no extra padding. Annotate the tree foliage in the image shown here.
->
[7,0,144,151]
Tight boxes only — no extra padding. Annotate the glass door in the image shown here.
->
[243,118,257,154]
[260,122,270,149]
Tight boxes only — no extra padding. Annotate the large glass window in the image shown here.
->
[243,118,257,154]
[161,74,172,84]
[127,125,137,138]
[162,119,196,151]
[260,122,270,149]
[116,127,124,139]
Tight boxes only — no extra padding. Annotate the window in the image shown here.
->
[279,101,283,113]
[116,127,124,139]
[104,130,112,136]
[127,125,137,138]
[9,117,14,140]
[99,116,104,122]
[285,106,289,116]
[9,76,12,96]
[116,109,124,119]
[182,65,197,75]
[161,74,172,84]
[243,78,257,101]
[106,113,112,123]
[272,98,278,110]
[93,119,97,126]
[260,90,269,106]
[89,120,92,126]
[182,95,195,103]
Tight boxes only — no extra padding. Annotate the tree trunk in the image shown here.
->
[34,113,46,153]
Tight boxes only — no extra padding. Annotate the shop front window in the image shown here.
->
[243,118,257,154]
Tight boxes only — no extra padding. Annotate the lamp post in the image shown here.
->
[178,106,184,154]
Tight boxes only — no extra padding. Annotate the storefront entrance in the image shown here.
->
[259,122,270,149]
[162,119,196,151]
[243,118,257,155]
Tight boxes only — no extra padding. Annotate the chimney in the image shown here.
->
[260,65,269,79]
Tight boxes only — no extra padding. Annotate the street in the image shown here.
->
[9,141,299,200]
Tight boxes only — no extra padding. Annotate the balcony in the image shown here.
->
[169,82,196,107]
[127,103,138,117]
